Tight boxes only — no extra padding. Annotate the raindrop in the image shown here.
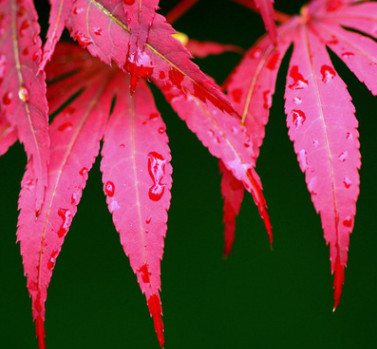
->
[249,47,262,59]
[125,48,154,95]
[57,208,72,238]
[231,126,238,134]
[343,177,352,188]
[263,90,272,109]
[299,149,308,171]
[104,181,115,197]
[79,167,88,176]
[321,65,336,83]
[138,264,151,283]
[266,51,279,70]
[18,85,29,102]
[19,19,29,37]
[293,96,302,105]
[94,27,103,36]
[343,217,352,227]
[291,109,306,128]
[308,176,317,195]
[47,251,58,270]
[71,191,81,205]
[341,52,354,59]
[148,152,166,201]
[3,91,12,105]
[24,178,34,190]
[288,66,308,90]
[73,7,84,15]
[338,151,348,162]
[32,51,40,62]
[58,122,73,131]
[73,31,92,47]
[231,88,242,103]
[169,68,184,88]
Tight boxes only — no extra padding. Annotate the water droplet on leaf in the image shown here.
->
[321,65,336,83]
[58,122,73,132]
[338,151,348,162]
[73,31,92,47]
[299,149,308,171]
[57,208,72,238]
[341,52,354,59]
[104,181,115,197]
[266,51,279,70]
[288,66,308,89]
[79,167,88,176]
[343,177,352,188]
[148,152,166,201]
[263,90,272,109]
[231,88,242,103]
[291,109,306,128]
[138,264,151,283]
[94,27,103,36]
[343,217,352,227]
[3,91,12,105]
[125,48,153,95]
[18,86,29,102]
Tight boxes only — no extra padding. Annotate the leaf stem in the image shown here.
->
[232,0,291,23]
[165,0,200,24]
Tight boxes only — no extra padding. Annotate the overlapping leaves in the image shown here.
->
[224,0,376,308]
[1,0,375,348]
[0,1,270,348]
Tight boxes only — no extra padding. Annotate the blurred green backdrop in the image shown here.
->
[0,0,376,348]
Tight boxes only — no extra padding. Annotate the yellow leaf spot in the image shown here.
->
[172,32,189,46]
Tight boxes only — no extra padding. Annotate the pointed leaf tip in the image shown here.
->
[246,169,273,244]
[147,294,164,348]
[35,316,45,349]
[333,256,345,311]
[219,162,244,257]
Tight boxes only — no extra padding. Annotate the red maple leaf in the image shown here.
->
[4,1,271,347]
[224,0,377,309]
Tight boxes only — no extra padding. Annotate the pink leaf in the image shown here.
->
[308,0,358,14]
[39,0,75,72]
[219,161,244,257]
[314,21,377,95]
[0,0,50,209]
[156,80,272,244]
[123,0,159,93]
[18,46,113,348]
[327,2,377,39]
[254,0,278,44]
[225,20,296,158]
[46,44,105,113]
[0,110,17,156]
[284,24,360,309]
[186,39,244,58]
[66,0,236,115]
[100,75,172,348]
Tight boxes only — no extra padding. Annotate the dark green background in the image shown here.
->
[0,0,376,348]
